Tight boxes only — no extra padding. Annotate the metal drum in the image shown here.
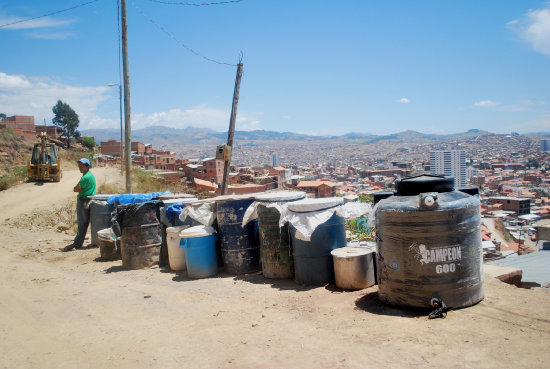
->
[331,247,376,290]
[255,191,306,279]
[375,175,483,309]
[116,201,163,270]
[89,195,114,247]
[216,196,260,274]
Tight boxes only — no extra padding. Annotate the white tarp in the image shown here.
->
[282,200,372,242]
[179,200,217,226]
[241,191,306,227]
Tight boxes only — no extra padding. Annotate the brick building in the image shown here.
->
[488,196,531,215]
[296,179,339,198]
[0,115,36,138]
[100,140,121,156]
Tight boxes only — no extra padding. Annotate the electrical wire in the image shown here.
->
[0,0,101,29]
[130,0,238,66]
[146,0,243,6]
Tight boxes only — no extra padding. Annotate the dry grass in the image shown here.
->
[9,199,77,234]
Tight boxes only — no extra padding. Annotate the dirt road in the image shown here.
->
[1,168,549,369]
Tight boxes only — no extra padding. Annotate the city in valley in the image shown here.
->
[3,114,550,264]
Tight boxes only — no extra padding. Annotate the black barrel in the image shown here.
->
[254,191,306,279]
[121,223,162,269]
[257,205,293,278]
[115,201,163,270]
[217,197,260,274]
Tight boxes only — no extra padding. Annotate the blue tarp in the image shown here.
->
[107,191,171,205]
[166,203,183,225]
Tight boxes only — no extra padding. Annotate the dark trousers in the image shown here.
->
[74,198,91,248]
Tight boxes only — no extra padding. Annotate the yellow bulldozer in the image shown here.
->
[27,132,62,182]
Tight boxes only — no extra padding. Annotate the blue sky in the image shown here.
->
[1,0,549,135]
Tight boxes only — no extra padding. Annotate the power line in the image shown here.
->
[146,0,244,6]
[0,0,101,29]
[130,0,238,66]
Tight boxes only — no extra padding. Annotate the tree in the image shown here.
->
[81,136,95,150]
[52,100,80,148]
[0,113,6,121]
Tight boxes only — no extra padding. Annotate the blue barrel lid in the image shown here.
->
[254,191,306,202]
[287,197,343,213]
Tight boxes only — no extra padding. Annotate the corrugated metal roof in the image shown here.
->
[488,251,550,288]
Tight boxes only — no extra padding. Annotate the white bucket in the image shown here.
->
[166,225,189,271]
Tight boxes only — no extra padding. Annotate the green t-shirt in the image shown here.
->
[77,170,96,199]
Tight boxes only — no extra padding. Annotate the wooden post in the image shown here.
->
[121,0,132,193]
[221,63,243,195]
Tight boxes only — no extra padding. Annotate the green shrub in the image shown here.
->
[81,136,95,149]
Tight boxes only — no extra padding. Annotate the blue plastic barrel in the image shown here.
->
[180,226,218,278]
[287,198,347,286]
[216,197,260,274]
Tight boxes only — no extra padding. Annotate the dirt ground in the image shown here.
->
[1,166,550,369]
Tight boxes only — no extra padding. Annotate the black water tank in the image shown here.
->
[375,175,484,309]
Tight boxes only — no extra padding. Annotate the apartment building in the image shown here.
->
[430,150,466,188]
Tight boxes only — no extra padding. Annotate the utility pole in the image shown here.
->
[221,63,243,195]
[118,84,124,176]
[121,0,132,193]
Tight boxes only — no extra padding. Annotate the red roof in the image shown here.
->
[297,180,338,188]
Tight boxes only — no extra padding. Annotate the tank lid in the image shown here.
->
[180,225,215,238]
[166,225,190,235]
[331,247,373,258]
[287,197,343,213]
[213,194,257,202]
[162,198,198,205]
[88,194,113,200]
[395,175,455,196]
[157,193,196,200]
[254,191,306,202]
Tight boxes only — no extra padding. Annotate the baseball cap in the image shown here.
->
[77,158,92,168]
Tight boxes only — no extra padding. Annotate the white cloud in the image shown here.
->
[513,4,550,56]
[0,16,75,30]
[398,97,409,104]
[0,72,262,132]
[132,106,232,131]
[240,120,261,131]
[0,72,110,127]
[507,19,519,25]
[282,115,290,119]
[474,100,501,108]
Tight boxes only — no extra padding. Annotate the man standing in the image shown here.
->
[62,158,96,252]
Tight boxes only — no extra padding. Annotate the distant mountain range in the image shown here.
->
[83,125,516,146]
